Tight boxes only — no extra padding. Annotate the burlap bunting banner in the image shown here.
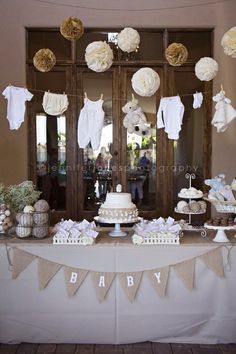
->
[38,258,62,290]
[173,258,195,290]
[9,246,225,301]
[199,247,224,278]
[91,272,116,302]
[147,266,169,297]
[64,267,88,298]
[119,272,143,302]
[12,248,36,279]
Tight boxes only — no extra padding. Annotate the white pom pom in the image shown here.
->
[131,68,160,97]
[85,41,113,72]
[195,57,218,81]
[117,27,140,53]
[221,27,236,58]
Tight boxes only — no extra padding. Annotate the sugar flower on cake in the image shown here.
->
[117,27,140,53]
[221,27,236,58]
[132,233,144,245]
[195,57,218,81]
[131,68,160,97]
[85,41,113,72]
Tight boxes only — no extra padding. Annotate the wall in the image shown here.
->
[0,0,235,186]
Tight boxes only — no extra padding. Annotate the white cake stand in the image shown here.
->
[94,216,140,237]
[204,223,236,242]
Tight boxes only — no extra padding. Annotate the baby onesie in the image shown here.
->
[2,85,33,130]
[43,92,69,116]
[211,89,236,132]
[77,97,105,150]
[157,96,185,140]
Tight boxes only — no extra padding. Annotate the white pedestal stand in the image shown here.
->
[94,216,140,237]
[204,224,236,243]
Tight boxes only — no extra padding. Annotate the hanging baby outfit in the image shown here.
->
[2,85,33,130]
[156,96,185,140]
[77,96,105,150]
[193,91,203,109]
[42,91,69,115]
[211,89,236,132]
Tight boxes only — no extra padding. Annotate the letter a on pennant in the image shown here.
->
[91,272,116,302]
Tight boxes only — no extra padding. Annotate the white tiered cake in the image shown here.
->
[98,191,139,223]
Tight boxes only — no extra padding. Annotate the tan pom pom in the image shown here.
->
[165,43,188,66]
[34,199,50,212]
[60,17,84,40]
[33,49,56,72]
[189,201,201,213]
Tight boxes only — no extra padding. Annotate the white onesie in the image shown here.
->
[77,97,105,150]
[157,96,185,140]
[2,85,33,130]
[43,92,69,116]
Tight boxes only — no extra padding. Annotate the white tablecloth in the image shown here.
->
[0,232,236,344]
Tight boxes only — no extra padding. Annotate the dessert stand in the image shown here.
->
[204,197,236,242]
[203,223,236,242]
[94,216,140,237]
[175,173,207,237]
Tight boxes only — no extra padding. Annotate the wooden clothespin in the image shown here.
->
[84,91,87,98]
[131,93,135,102]
[100,93,103,100]
[9,83,12,86]
[220,84,224,92]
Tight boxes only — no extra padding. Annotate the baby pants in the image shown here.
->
[43,92,69,116]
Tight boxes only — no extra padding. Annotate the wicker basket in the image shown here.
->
[204,196,236,213]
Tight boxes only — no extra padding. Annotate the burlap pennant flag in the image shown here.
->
[91,272,116,302]
[64,267,88,297]
[119,272,143,302]
[147,266,169,297]
[12,248,36,279]
[173,258,195,290]
[199,247,224,278]
[38,258,62,290]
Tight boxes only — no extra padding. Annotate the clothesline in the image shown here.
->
[20,86,212,102]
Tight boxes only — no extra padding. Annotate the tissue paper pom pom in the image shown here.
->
[195,57,218,81]
[176,201,188,212]
[85,41,113,72]
[165,43,188,66]
[131,68,160,97]
[60,17,84,40]
[221,27,236,58]
[33,49,56,72]
[32,225,48,239]
[117,27,140,53]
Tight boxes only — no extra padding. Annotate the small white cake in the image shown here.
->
[98,192,139,223]
[178,187,203,199]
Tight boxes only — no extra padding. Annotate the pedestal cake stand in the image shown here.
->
[94,216,140,237]
[204,223,236,242]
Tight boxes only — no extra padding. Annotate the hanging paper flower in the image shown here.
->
[33,49,56,72]
[60,17,84,40]
[117,27,140,53]
[221,27,236,58]
[131,68,160,97]
[165,43,188,66]
[85,41,113,72]
[195,57,219,81]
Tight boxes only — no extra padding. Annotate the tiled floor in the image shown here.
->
[0,342,236,354]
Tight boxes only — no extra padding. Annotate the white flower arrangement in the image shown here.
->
[131,68,160,97]
[117,27,140,53]
[221,27,236,58]
[132,233,144,245]
[85,41,113,72]
[195,57,219,81]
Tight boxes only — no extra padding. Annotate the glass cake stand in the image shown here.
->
[94,216,140,237]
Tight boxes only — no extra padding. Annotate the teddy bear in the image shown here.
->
[205,174,236,202]
[122,96,150,136]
